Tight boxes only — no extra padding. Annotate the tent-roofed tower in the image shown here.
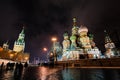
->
[104,30,115,49]
[13,27,25,52]
[70,18,79,50]
[71,18,79,35]
[3,41,9,50]
[104,30,115,58]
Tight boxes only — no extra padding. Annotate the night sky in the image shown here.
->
[0,0,120,61]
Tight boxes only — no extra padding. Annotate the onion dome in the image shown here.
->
[70,35,77,41]
[89,34,94,40]
[78,25,88,33]
[63,32,68,37]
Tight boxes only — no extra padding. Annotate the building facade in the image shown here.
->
[0,27,29,62]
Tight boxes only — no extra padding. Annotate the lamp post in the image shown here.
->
[43,47,49,63]
[24,56,28,62]
[43,47,47,52]
[49,52,54,61]
[51,37,57,63]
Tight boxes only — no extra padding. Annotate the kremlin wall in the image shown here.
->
[0,27,30,63]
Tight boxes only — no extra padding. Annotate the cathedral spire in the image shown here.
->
[73,18,77,27]
[6,40,9,44]
[104,30,112,43]
[21,27,24,34]
[72,18,79,35]
[104,30,115,49]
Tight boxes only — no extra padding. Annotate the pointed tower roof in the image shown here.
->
[5,40,9,44]
[104,30,112,43]
[104,30,115,49]
[73,18,77,27]
[71,18,79,35]
[21,27,24,34]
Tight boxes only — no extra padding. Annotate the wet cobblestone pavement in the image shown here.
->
[0,66,120,80]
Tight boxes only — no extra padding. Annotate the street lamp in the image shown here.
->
[24,56,28,62]
[43,47,50,63]
[49,52,54,61]
[9,53,14,59]
[52,37,57,42]
[51,37,57,62]
[43,47,47,52]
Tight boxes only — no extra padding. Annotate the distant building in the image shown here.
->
[3,41,9,51]
[0,27,30,63]
[104,30,116,58]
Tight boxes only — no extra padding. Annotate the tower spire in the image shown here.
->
[104,30,112,43]
[13,27,25,52]
[3,40,9,50]
[6,40,9,44]
[71,18,79,35]
[73,18,77,27]
[21,27,24,34]
[104,30,115,49]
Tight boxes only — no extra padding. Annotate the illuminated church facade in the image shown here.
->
[61,18,118,61]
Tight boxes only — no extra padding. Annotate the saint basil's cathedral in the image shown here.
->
[60,18,119,61]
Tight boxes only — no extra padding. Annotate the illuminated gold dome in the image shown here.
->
[78,25,88,33]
